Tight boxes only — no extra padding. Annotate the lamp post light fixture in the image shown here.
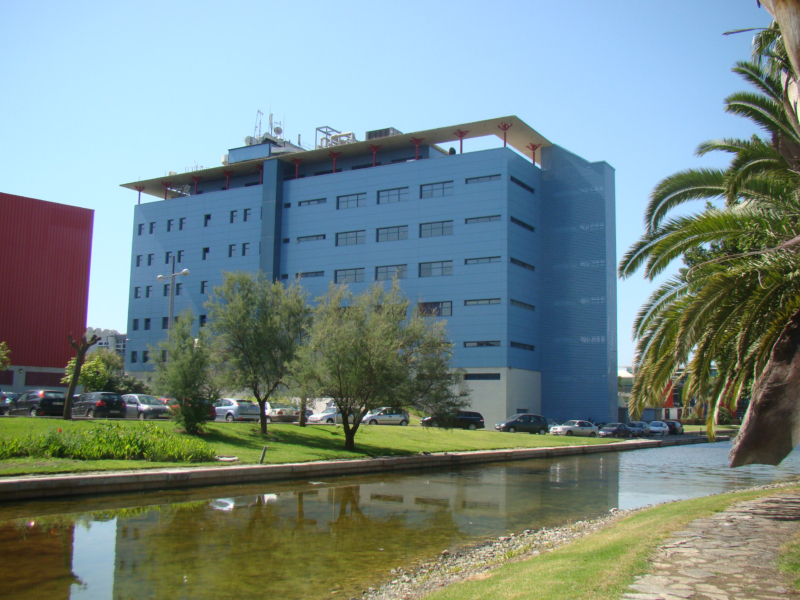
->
[157,257,189,340]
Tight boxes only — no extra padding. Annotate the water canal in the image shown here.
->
[2,441,799,600]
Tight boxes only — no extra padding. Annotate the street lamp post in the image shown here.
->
[157,257,189,340]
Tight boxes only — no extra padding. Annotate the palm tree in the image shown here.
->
[619,24,800,466]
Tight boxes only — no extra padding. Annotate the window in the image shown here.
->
[511,341,535,351]
[336,230,365,246]
[465,256,500,265]
[149,222,155,234]
[201,280,208,294]
[163,284,170,297]
[137,224,144,235]
[510,176,535,194]
[177,250,184,263]
[243,208,251,221]
[420,221,453,237]
[299,198,326,206]
[510,257,535,271]
[147,254,154,266]
[464,341,500,347]
[204,214,211,227]
[179,217,186,230]
[464,373,501,381]
[131,351,138,364]
[465,215,500,224]
[511,216,535,232]
[377,187,409,204]
[145,285,152,298]
[167,219,174,232]
[377,225,408,242]
[165,251,172,264]
[228,244,236,258]
[142,351,149,364]
[511,299,536,311]
[162,350,168,362]
[175,283,182,296]
[420,181,453,198]
[298,234,326,242]
[134,287,141,299]
[135,255,142,267]
[162,317,169,329]
[297,271,324,278]
[144,318,151,330]
[202,247,209,260]
[281,274,288,280]
[419,260,453,277]
[465,298,501,305]
[230,210,238,224]
[335,268,365,283]
[375,265,407,280]
[132,319,139,331]
[337,193,367,209]
[242,243,250,256]
[418,301,452,316]
[199,315,207,327]
[465,174,500,184]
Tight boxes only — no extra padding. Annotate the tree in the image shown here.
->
[152,309,219,434]
[62,353,108,391]
[63,333,100,420]
[292,280,469,451]
[619,25,800,466]
[206,272,311,434]
[0,341,10,372]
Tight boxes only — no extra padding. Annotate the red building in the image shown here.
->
[0,192,93,391]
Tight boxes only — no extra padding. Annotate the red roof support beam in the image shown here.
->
[498,122,513,147]
[291,158,303,179]
[411,137,424,160]
[526,143,542,165]
[257,164,264,184]
[329,152,341,173]
[134,185,145,205]
[454,130,469,154]
[223,170,234,190]
[368,144,382,167]
[190,176,202,195]
[161,181,172,201]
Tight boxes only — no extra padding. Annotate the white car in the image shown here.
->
[361,407,410,426]
[549,420,599,437]
[264,402,299,423]
[648,421,670,436]
[308,408,354,424]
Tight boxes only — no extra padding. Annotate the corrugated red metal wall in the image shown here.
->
[0,192,93,369]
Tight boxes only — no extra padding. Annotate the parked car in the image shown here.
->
[664,420,684,435]
[308,408,354,424]
[627,421,650,438]
[420,410,485,430]
[214,398,261,422]
[361,407,410,426]
[549,420,599,437]
[7,390,67,417]
[0,392,19,415]
[547,419,561,432]
[72,392,127,419]
[495,413,549,434]
[598,423,632,438]
[164,399,218,420]
[122,394,170,420]
[648,421,670,436]
[264,402,299,423]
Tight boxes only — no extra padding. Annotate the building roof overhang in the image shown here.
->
[121,116,551,200]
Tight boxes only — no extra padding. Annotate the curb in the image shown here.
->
[0,435,729,502]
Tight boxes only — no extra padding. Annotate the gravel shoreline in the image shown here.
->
[359,480,800,600]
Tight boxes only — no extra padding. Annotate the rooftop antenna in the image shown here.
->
[254,110,263,139]
[269,113,273,136]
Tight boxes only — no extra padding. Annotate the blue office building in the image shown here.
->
[122,117,616,425]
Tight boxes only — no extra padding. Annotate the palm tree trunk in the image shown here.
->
[730,307,800,466]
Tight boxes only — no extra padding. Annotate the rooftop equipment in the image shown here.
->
[366,127,403,141]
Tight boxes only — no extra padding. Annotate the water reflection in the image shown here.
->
[0,442,797,600]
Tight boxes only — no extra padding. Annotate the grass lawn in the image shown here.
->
[780,530,800,592]
[425,484,800,600]
[0,417,614,477]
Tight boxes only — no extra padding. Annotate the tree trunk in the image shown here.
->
[299,397,307,427]
[343,421,358,451]
[258,398,268,434]
[761,1,800,80]
[64,334,99,420]
[730,307,800,466]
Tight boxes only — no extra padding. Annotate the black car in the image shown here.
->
[421,410,485,430]
[599,423,632,438]
[0,392,19,415]
[72,392,127,419]
[7,390,67,417]
[664,420,684,435]
[495,413,549,434]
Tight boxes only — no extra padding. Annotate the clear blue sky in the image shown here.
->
[0,1,773,365]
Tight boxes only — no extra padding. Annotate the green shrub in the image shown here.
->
[0,423,216,463]
[717,407,733,425]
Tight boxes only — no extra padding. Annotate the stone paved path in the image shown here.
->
[623,492,800,600]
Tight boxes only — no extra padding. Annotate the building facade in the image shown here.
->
[0,192,94,392]
[123,117,616,425]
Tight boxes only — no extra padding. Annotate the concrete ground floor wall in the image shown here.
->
[1,365,68,393]
[460,367,541,428]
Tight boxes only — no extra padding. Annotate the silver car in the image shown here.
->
[308,408,354,424]
[264,402,300,423]
[123,394,170,420]
[361,407,410,426]
[215,398,261,422]
[648,421,670,436]
[549,420,599,437]
[627,421,651,438]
